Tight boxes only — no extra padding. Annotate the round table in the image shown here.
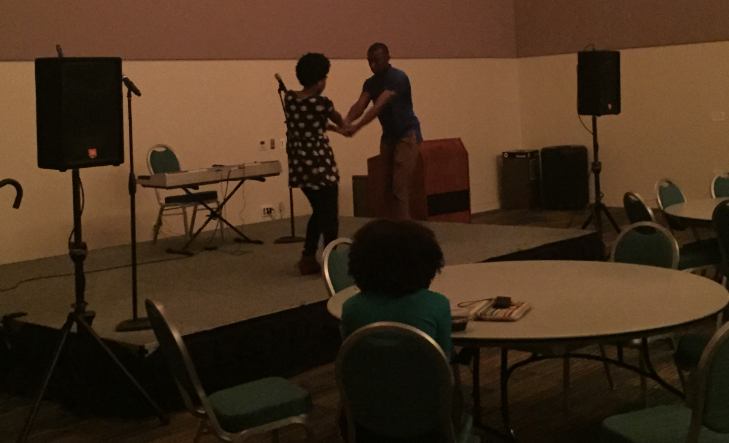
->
[663,197,729,222]
[328,260,728,348]
[328,260,728,437]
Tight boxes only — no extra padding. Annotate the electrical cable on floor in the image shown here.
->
[0,253,198,293]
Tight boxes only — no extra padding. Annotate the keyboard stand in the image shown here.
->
[166,178,265,256]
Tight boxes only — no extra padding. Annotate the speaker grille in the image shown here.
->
[36,57,124,170]
[577,51,621,116]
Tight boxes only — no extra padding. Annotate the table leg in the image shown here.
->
[500,348,518,440]
[471,347,481,426]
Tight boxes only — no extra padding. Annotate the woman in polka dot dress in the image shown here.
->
[285,53,347,275]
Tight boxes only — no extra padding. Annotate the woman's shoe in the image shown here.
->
[298,255,321,275]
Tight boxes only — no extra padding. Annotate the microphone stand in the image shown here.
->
[116,83,151,332]
[273,77,305,244]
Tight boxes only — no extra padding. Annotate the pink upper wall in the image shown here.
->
[515,0,729,57]
[0,0,517,61]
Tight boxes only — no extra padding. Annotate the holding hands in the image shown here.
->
[328,119,360,138]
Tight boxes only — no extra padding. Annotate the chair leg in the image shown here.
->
[193,419,209,443]
[153,208,164,244]
[562,356,570,411]
[676,366,688,393]
[301,423,315,442]
[690,226,701,241]
[638,351,647,407]
[182,207,190,238]
[598,345,615,390]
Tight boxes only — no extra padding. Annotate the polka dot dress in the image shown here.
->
[284,92,340,190]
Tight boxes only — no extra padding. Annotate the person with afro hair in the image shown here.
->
[341,219,451,355]
[284,53,347,275]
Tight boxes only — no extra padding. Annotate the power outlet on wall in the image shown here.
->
[262,205,275,219]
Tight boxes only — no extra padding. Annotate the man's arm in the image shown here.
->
[345,91,372,123]
[348,89,396,135]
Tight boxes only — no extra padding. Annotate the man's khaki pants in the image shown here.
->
[379,132,419,220]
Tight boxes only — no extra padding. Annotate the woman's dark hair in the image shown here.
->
[348,220,444,295]
[296,53,330,87]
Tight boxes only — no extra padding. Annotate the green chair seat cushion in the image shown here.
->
[601,404,729,442]
[678,239,722,270]
[209,377,312,433]
[164,190,218,205]
[675,333,712,370]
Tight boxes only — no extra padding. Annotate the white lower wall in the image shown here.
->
[0,58,522,265]
[4,42,727,265]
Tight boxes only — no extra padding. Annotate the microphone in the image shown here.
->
[122,75,141,96]
[274,73,287,92]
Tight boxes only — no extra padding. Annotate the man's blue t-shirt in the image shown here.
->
[363,65,422,146]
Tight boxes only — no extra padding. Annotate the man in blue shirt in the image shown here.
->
[344,43,422,220]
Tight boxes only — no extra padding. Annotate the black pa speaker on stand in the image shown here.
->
[20,52,167,443]
[576,49,621,244]
[35,57,124,171]
[578,50,621,116]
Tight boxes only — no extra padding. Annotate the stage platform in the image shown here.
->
[0,216,601,416]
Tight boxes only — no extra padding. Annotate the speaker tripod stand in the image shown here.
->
[18,169,168,443]
[580,115,620,245]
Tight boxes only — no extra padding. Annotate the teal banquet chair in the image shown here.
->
[713,199,729,283]
[656,178,688,233]
[674,199,729,374]
[600,320,729,443]
[610,221,682,395]
[711,172,729,198]
[322,237,355,298]
[629,189,721,272]
[144,299,314,442]
[336,322,479,443]
[147,144,220,243]
[610,221,679,269]
[623,192,656,224]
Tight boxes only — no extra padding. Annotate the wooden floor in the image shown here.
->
[0,207,713,443]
